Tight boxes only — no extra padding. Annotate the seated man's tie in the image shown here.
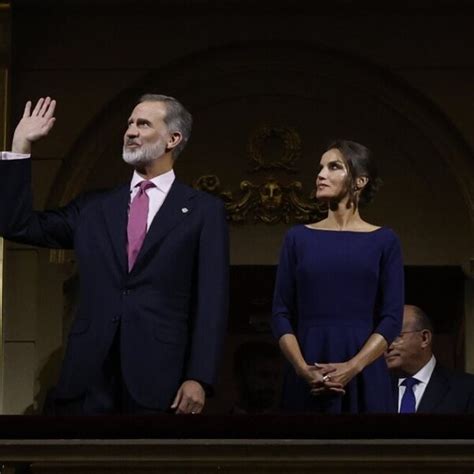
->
[399,377,419,414]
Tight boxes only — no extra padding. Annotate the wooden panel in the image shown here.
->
[2,342,35,414]
[0,438,472,474]
[3,250,38,341]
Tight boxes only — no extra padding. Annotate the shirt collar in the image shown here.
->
[398,355,436,387]
[130,168,175,193]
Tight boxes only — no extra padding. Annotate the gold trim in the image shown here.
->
[0,68,8,412]
[2,67,8,144]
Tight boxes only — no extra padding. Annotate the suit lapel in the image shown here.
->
[417,364,450,413]
[391,376,399,412]
[101,184,130,274]
[130,180,196,274]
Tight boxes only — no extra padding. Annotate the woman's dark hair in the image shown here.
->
[326,139,381,208]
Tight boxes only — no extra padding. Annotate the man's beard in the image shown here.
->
[122,141,167,167]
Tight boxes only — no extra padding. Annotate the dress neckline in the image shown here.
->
[303,225,384,234]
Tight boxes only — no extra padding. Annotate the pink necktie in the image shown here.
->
[127,180,155,271]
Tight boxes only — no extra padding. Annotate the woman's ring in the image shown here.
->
[322,375,330,382]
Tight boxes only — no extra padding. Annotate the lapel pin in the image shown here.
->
[181,207,189,214]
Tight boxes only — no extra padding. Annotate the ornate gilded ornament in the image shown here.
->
[194,126,322,224]
[52,125,320,265]
[195,174,322,224]
[194,125,322,224]
[248,126,301,172]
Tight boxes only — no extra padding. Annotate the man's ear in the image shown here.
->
[420,329,432,349]
[167,131,182,151]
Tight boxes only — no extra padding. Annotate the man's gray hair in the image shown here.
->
[138,93,193,159]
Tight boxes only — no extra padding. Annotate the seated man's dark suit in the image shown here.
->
[394,363,474,414]
[0,158,229,411]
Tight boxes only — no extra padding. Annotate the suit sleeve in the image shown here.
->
[271,230,297,339]
[373,231,404,344]
[464,374,474,413]
[0,158,80,249]
[184,197,229,392]
[467,395,474,413]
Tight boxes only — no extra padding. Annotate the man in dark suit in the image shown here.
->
[384,305,474,414]
[0,95,229,414]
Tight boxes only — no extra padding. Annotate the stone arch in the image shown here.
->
[46,41,473,267]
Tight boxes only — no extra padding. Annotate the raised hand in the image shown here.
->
[12,97,56,154]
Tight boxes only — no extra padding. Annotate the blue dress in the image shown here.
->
[272,225,404,413]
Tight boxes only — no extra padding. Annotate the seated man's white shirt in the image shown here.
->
[398,355,436,412]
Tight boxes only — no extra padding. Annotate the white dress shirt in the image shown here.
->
[1,152,175,231]
[398,355,436,412]
[0,151,30,160]
[129,169,175,230]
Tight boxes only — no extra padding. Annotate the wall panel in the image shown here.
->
[0,0,11,414]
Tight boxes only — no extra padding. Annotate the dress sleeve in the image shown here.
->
[373,231,404,344]
[272,230,298,339]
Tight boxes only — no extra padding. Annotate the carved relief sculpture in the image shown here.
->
[194,126,322,224]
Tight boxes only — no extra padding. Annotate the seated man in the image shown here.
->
[385,304,474,413]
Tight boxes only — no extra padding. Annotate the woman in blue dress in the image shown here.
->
[272,139,404,413]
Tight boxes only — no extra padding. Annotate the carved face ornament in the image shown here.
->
[259,180,283,210]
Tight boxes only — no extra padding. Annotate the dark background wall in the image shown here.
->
[1,0,473,413]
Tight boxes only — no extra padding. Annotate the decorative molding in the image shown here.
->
[49,249,66,265]
[248,126,301,172]
[196,174,321,224]
[1,436,474,474]
[11,0,474,13]
[194,125,321,224]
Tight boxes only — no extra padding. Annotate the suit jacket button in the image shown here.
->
[122,289,130,295]
[112,315,121,323]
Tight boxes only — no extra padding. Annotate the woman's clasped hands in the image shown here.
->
[311,361,363,396]
[297,362,347,396]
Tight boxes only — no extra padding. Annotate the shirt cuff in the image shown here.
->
[0,151,31,160]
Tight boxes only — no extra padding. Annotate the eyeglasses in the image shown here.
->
[392,330,423,344]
